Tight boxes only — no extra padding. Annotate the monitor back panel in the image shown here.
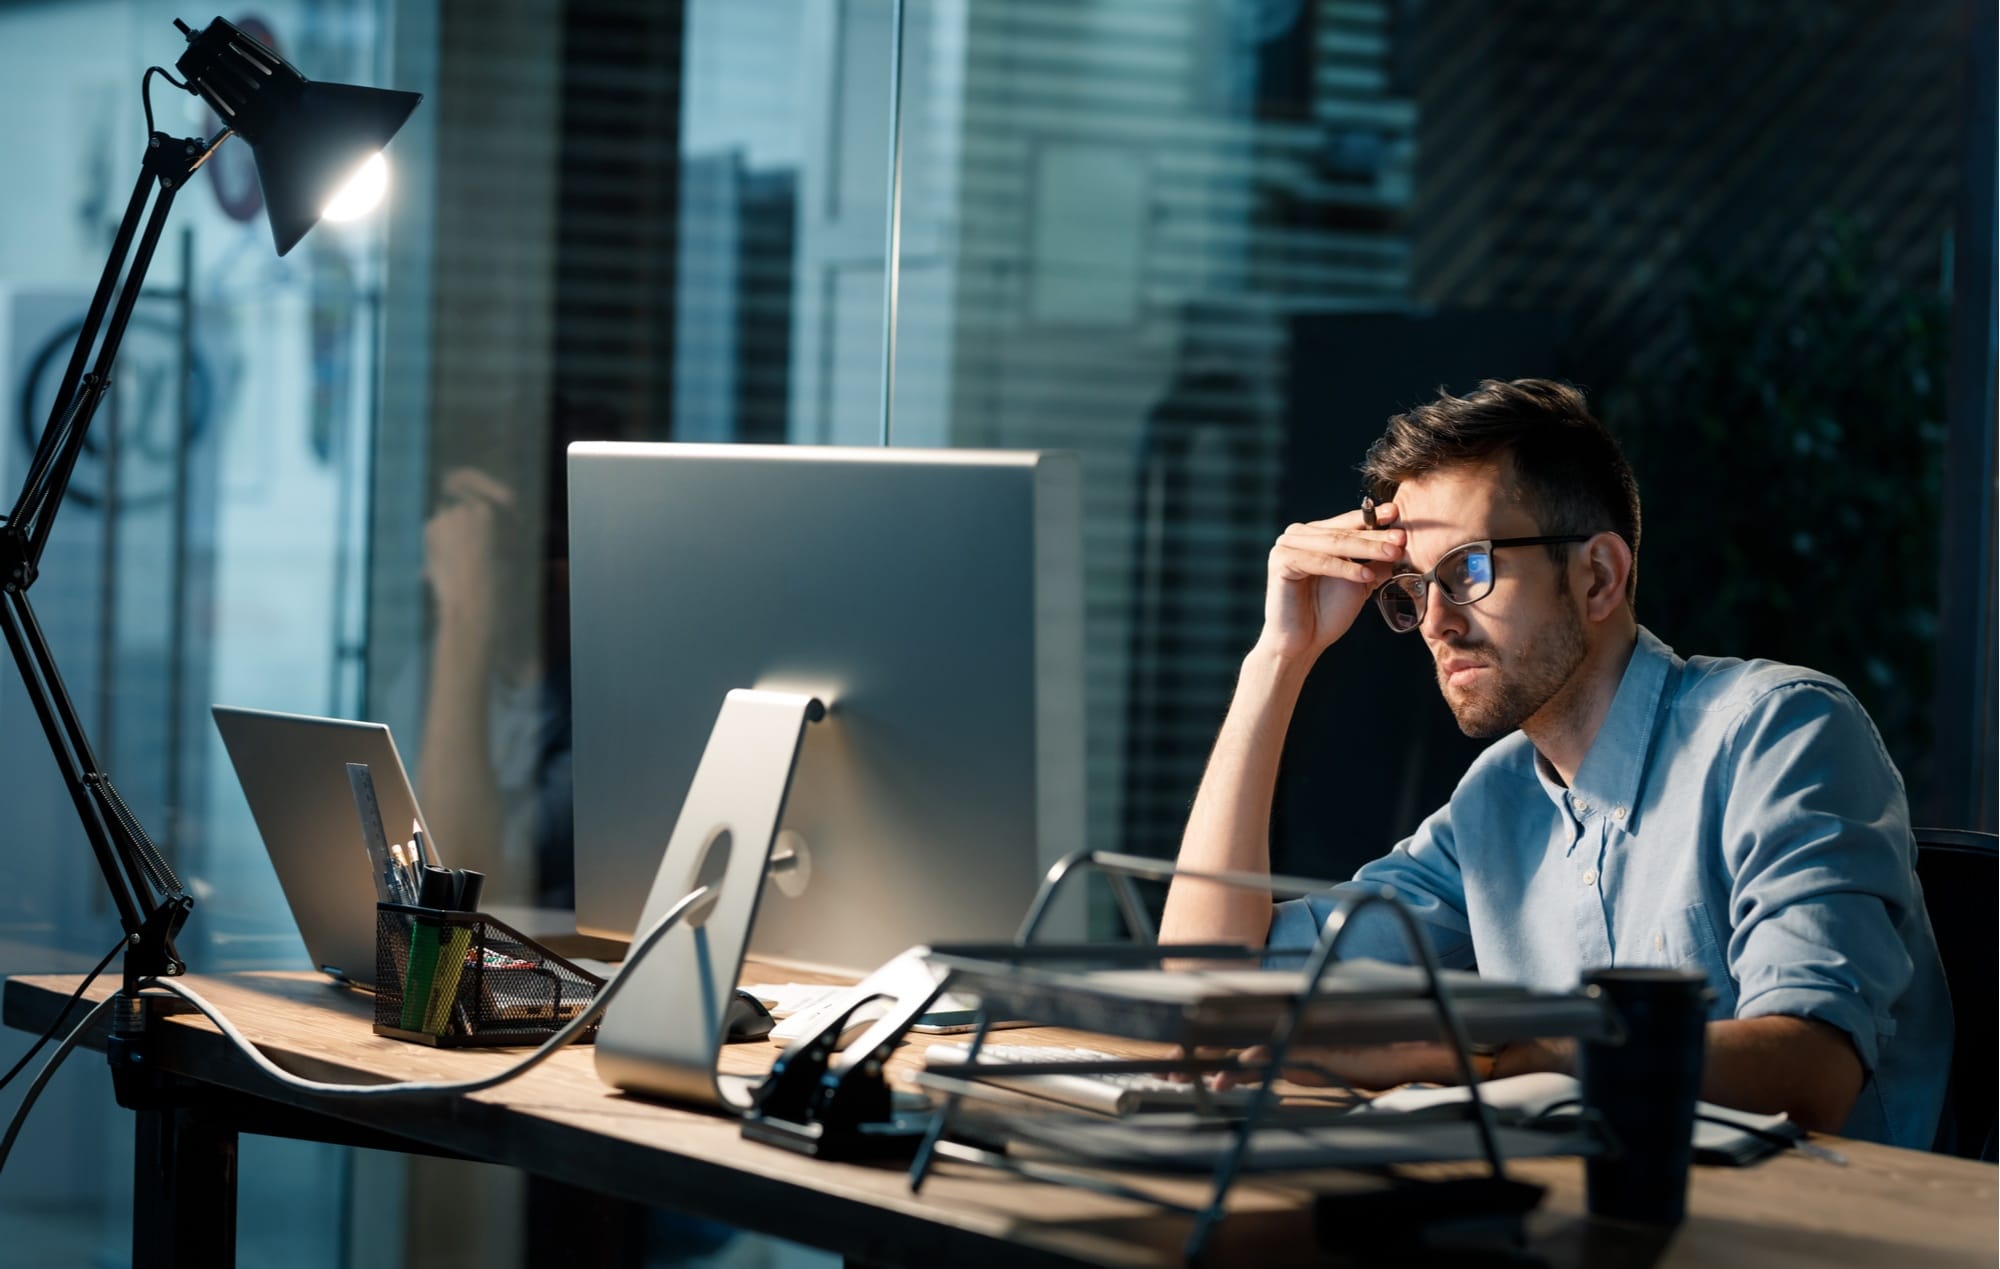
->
[212,706,430,988]
[567,442,1085,971]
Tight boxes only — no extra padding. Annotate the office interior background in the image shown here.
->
[0,0,1990,1264]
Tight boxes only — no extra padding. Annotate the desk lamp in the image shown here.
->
[0,17,420,1000]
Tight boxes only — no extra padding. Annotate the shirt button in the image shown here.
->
[1613,806,1628,821]
[1582,869,1598,886]
[1575,799,1590,814]
[1655,933,1666,951]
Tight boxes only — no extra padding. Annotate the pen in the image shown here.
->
[412,821,435,870]
[1352,496,1389,583]
[400,840,423,895]
[384,842,411,906]
[390,842,416,901]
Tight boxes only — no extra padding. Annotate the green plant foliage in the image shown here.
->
[1611,219,1948,788]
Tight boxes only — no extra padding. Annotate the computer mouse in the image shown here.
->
[725,988,776,1043]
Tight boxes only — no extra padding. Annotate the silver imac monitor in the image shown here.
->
[566,442,1085,972]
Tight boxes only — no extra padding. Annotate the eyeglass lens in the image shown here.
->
[1377,544,1495,631]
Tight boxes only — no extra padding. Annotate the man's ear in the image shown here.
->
[1577,532,1632,622]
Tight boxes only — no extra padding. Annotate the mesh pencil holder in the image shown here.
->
[374,904,606,1047]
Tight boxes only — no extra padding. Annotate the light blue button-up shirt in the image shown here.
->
[1269,627,1951,1149]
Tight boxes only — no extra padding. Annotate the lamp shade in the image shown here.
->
[175,17,421,256]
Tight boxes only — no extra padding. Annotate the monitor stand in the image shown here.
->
[594,688,823,1110]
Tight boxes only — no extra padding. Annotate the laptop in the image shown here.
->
[212,705,435,989]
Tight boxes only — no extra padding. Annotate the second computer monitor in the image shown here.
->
[567,442,1084,971]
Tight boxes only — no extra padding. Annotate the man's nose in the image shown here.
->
[1419,580,1465,642]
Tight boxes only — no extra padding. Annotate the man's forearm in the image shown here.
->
[416,621,506,884]
[1159,645,1313,947]
[1691,1015,1863,1133]
[1495,1014,1863,1133]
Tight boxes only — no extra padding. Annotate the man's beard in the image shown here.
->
[1434,601,1587,739]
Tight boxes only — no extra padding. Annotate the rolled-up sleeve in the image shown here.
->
[1720,682,1917,1073]
[1267,798,1475,970]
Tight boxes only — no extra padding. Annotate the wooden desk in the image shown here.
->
[4,971,1993,1268]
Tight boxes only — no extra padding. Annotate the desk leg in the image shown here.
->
[132,1104,238,1269]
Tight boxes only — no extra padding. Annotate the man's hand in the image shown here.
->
[1260,503,1407,663]
[1202,1037,1575,1092]
[424,467,517,633]
[1207,1040,1473,1091]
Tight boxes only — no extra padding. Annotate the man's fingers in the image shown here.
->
[1276,519,1405,557]
[441,467,519,509]
[1270,543,1384,587]
[1275,530,1405,565]
[1206,1044,1271,1091]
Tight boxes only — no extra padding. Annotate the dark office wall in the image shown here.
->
[1934,0,1998,832]
[1403,1,1963,379]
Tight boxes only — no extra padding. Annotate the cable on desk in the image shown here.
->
[0,994,119,1179]
[0,885,712,1179]
[0,935,122,1096]
[132,883,715,1101]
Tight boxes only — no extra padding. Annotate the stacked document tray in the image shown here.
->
[904,851,1619,1263]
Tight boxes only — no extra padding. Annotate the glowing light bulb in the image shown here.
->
[321,153,389,222]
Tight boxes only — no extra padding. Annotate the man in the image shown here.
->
[1159,378,1949,1148]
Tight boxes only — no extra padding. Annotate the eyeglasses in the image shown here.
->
[1374,536,1592,633]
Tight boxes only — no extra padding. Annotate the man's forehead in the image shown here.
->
[1390,466,1538,569]
[1393,465,1530,532]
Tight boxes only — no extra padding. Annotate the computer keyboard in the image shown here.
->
[924,1043,1259,1116]
[759,980,1018,1046]
[767,985,893,1047]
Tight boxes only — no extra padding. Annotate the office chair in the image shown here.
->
[1913,827,1998,1161]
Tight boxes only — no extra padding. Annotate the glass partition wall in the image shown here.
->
[0,1,1984,1265]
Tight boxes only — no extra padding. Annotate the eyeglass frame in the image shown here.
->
[1373,535,1594,633]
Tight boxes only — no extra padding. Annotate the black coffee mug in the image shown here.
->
[1579,967,1714,1225]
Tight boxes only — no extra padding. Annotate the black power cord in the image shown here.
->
[0,995,118,1180]
[0,936,122,1096]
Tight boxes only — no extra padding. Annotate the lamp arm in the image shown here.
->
[0,587,190,989]
[0,592,143,927]
[7,170,154,542]
[0,130,216,992]
[11,133,216,565]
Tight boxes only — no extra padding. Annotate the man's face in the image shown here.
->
[1390,465,1587,738]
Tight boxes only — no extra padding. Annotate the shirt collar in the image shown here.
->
[1532,626,1677,832]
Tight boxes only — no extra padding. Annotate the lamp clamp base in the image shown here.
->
[121,894,194,994]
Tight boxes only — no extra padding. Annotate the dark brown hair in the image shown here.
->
[1360,378,1641,602]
